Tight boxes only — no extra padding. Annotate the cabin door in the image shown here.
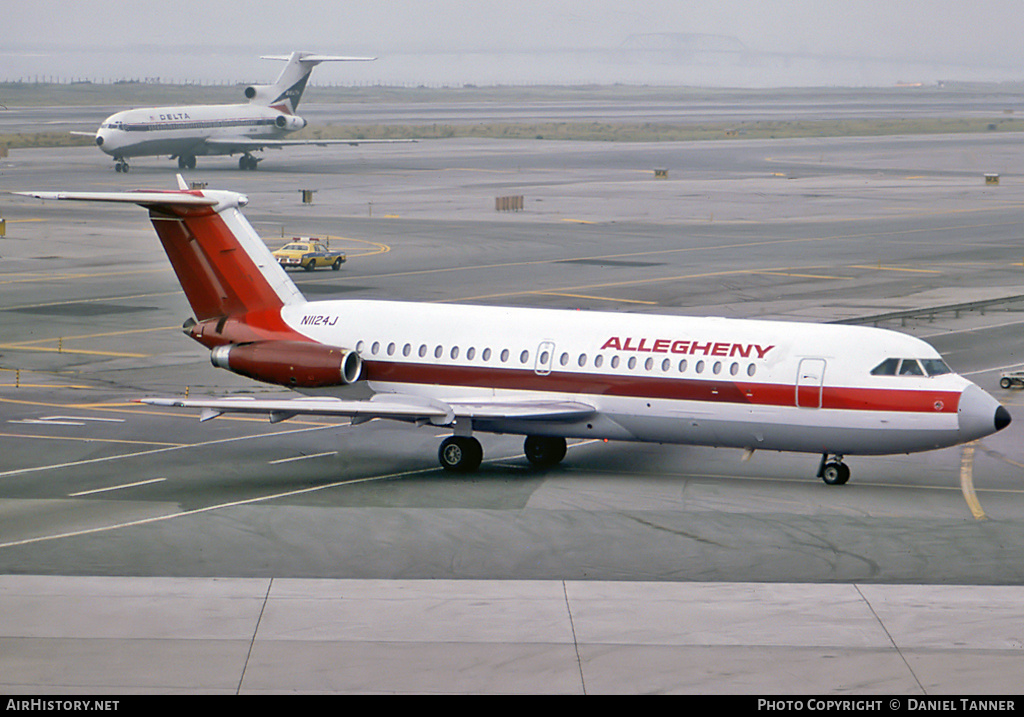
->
[796,358,826,408]
[535,341,556,376]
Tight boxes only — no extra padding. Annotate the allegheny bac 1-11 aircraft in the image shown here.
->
[81,52,412,173]
[18,179,1011,483]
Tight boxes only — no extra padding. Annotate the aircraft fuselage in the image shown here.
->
[95,104,306,160]
[188,297,1006,458]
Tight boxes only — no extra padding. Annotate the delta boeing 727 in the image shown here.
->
[82,52,411,172]
[18,179,1011,483]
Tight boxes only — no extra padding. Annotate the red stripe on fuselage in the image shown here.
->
[362,359,961,414]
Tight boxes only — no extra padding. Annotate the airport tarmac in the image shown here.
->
[2,122,1024,693]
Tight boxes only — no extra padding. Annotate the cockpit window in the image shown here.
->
[871,357,951,377]
[920,358,951,376]
[899,359,924,376]
[870,358,899,376]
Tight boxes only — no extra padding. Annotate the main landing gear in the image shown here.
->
[437,435,568,473]
[817,453,850,485]
[177,155,197,170]
[114,159,130,173]
[239,154,260,171]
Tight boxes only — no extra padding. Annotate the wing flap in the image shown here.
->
[204,137,417,151]
[140,394,596,425]
[141,395,453,425]
[447,399,596,422]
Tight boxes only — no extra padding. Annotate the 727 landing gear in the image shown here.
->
[114,159,130,173]
[818,453,850,485]
[239,154,260,171]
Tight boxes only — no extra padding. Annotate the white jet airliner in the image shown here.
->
[18,179,1011,483]
[85,52,411,172]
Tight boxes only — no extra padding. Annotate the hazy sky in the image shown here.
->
[6,1,1024,87]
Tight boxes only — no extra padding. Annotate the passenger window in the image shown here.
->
[871,358,899,376]
[501,349,510,363]
[594,355,603,368]
[483,348,492,361]
[628,357,637,370]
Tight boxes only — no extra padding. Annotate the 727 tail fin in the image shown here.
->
[17,177,305,323]
[245,51,375,114]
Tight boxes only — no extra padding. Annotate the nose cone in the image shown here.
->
[959,383,1011,441]
[95,128,115,155]
[996,404,1012,432]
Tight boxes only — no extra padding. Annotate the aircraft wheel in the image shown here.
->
[439,436,483,473]
[524,435,567,469]
[821,461,850,486]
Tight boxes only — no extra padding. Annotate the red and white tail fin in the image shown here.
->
[17,177,305,322]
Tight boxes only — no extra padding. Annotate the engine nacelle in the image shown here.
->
[210,341,362,388]
[275,114,307,131]
[244,84,276,103]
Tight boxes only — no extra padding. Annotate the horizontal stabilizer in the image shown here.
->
[17,177,302,320]
[260,55,376,63]
[14,189,222,207]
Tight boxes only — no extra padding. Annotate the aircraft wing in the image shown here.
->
[139,394,595,425]
[204,137,416,152]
